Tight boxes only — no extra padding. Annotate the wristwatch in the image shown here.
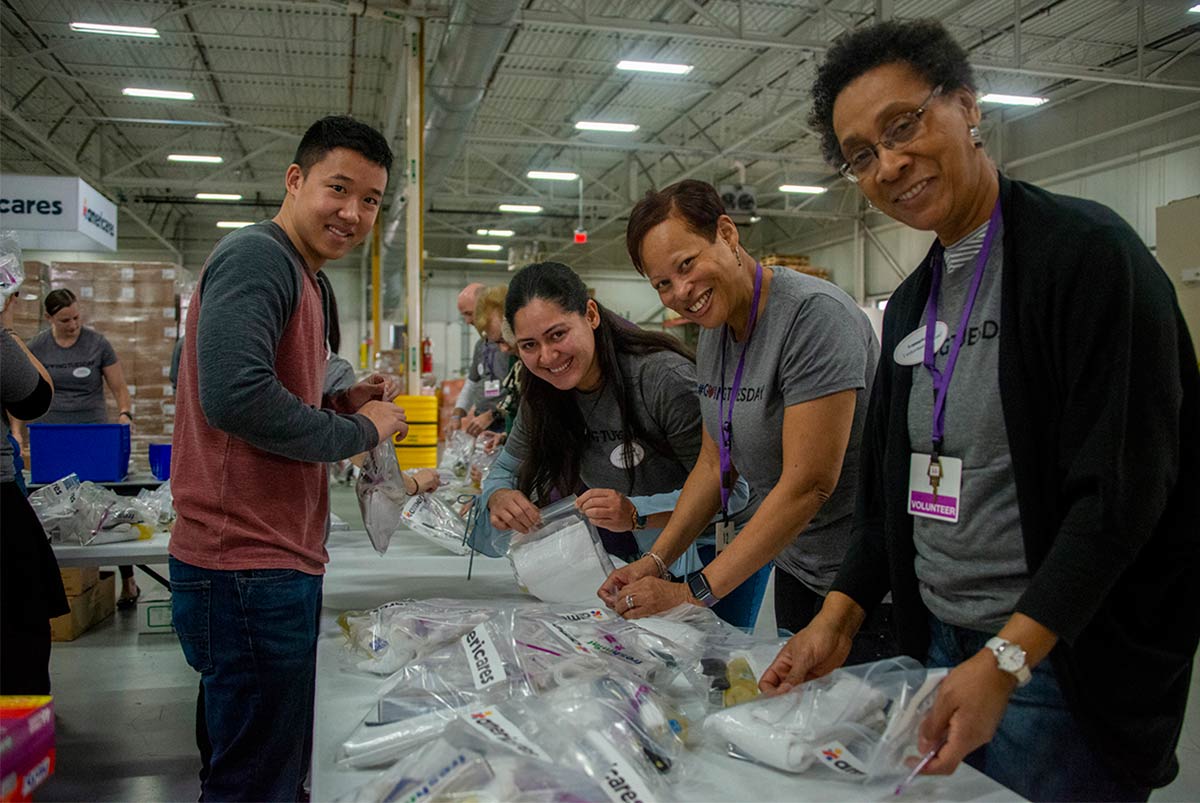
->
[985,637,1032,687]
[685,571,720,608]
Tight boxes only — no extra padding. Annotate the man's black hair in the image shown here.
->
[809,19,976,167]
[292,115,393,174]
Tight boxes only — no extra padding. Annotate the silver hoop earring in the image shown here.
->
[969,125,983,146]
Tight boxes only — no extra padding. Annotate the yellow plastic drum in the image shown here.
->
[393,394,438,469]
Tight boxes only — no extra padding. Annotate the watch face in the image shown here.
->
[996,644,1027,673]
[687,573,711,600]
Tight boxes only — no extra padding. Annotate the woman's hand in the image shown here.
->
[915,650,1017,776]
[576,488,636,531]
[597,556,660,608]
[487,488,541,533]
[759,618,854,695]
[608,575,694,619]
[404,468,440,495]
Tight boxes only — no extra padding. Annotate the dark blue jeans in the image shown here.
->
[926,617,1150,802]
[170,557,323,802]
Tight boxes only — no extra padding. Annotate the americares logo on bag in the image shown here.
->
[462,625,506,689]
[817,741,867,776]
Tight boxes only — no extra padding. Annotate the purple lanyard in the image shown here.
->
[923,202,1002,456]
[717,262,764,517]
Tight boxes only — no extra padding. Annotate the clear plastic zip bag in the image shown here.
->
[337,610,537,769]
[704,656,947,781]
[401,493,471,555]
[355,439,408,555]
[506,496,615,603]
[336,599,496,676]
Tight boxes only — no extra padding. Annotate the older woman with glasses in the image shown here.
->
[759,18,1200,803]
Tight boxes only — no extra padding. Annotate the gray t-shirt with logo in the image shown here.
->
[27,327,117,424]
[907,218,1028,632]
[696,266,879,594]
[507,350,702,499]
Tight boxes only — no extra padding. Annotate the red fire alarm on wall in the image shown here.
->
[574,228,588,244]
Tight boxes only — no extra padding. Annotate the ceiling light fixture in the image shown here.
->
[498,204,543,214]
[195,193,242,201]
[476,229,515,237]
[123,87,195,101]
[575,121,639,133]
[979,93,1048,106]
[467,243,504,252]
[71,22,159,38]
[216,221,254,229]
[616,60,693,75]
[169,154,223,163]
[779,184,827,194]
[527,170,579,181]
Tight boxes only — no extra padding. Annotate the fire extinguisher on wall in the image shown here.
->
[421,335,433,373]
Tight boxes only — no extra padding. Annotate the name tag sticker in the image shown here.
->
[894,321,949,366]
[908,453,962,523]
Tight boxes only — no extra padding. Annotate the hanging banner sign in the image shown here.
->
[0,174,118,251]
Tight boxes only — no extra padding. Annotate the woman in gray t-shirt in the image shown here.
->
[479,262,765,627]
[606,180,889,656]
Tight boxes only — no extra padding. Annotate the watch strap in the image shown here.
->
[686,571,719,608]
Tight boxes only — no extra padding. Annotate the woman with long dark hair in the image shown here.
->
[475,261,767,628]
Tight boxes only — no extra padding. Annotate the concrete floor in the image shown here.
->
[36,485,1200,802]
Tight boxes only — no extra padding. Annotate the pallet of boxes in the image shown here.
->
[760,253,832,282]
[50,567,115,642]
[46,261,180,475]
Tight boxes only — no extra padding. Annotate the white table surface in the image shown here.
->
[51,529,172,568]
[312,528,1023,803]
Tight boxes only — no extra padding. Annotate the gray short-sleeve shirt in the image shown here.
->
[696,266,879,593]
[506,349,702,498]
[27,327,117,424]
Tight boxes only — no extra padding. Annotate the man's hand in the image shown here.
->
[487,488,541,533]
[916,649,1017,775]
[576,488,636,532]
[463,409,495,437]
[346,373,401,410]
[760,618,855,695]
[359,399,408,443]
[404,467,440,495]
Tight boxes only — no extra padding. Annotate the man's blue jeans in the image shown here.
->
[170,557,323,802]
[926,617,1150,802]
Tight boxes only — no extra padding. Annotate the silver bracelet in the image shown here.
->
[646,551,670,580]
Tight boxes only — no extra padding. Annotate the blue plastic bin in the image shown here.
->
[148,443,172,481]
[28,423,131,483]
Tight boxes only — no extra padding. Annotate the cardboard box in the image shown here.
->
[50,571,115,642]
[59,567,99,596]
[137,592,175,635]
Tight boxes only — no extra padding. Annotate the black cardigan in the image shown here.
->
[831,175,1200,788]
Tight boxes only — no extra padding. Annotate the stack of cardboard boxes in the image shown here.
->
[9,261,47,343]
[45,261,180,474]
[49,568,116,642]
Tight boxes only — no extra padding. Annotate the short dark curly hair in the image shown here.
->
[809,19,976,168]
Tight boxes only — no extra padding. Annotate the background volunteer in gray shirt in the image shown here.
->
[27,288,133,426]
[479,262,763,628]
[607,180,891,661]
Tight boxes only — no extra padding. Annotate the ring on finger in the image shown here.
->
[625,594,635,610]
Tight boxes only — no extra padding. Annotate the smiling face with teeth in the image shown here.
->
[832,62,997,245]
[512,297,602,391]
[639,212,758,336]
[276,146,387,270]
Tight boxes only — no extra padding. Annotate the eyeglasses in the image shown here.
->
[839,86,942,183]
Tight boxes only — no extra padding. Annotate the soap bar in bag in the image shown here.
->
[506,496,616,603]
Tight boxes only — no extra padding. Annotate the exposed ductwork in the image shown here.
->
[384,0,520,247]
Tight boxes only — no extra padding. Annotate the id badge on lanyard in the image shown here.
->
[907,202,1001,524]
[716,263,764,548]
[483,379,501,398]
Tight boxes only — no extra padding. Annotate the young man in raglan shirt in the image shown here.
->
[168,116,410,801]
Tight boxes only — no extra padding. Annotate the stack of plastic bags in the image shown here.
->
[28,473,155,545]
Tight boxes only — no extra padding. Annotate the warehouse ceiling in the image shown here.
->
[2,0,1199,275]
